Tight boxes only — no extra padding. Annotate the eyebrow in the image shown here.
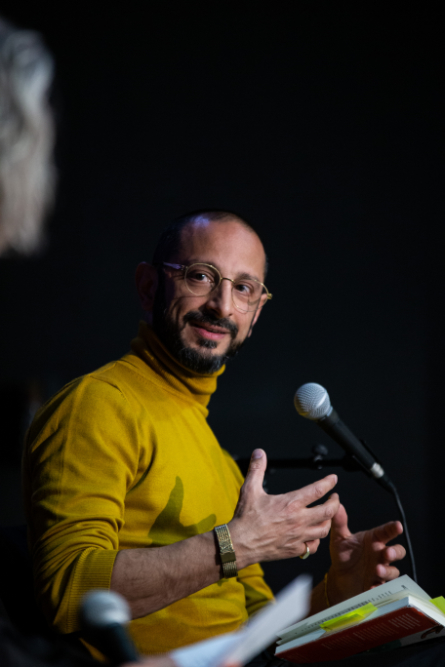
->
[236,271,261,283]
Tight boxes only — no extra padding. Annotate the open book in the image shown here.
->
[276,575,445,663]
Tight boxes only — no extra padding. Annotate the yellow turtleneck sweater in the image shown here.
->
[23,322,273,654]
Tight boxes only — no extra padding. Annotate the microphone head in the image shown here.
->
[80,589,131,629]
[294,383,332,420]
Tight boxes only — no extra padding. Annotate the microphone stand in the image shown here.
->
[234,443,364,476]
[234,443,417,583]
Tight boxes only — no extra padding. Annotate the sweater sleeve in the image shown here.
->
[24,373,144,634]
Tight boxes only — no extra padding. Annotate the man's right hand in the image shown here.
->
[229,449,340,569]
[112,448,338,619]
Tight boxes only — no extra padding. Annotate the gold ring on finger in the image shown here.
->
[299,543,310,560]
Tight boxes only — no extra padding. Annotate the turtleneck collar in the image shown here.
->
[129,320,225,410]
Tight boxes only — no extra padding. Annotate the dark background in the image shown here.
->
[0,3,443,600]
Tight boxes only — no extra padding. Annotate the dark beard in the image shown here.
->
[152,281,245,374]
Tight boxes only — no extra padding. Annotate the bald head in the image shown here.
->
[152,209,268,279]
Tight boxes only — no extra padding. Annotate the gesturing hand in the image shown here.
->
[327,503,406,606]
[229,449,340,570]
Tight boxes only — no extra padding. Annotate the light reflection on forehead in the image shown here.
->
[189,215,214,228]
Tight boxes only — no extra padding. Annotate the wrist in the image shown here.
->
[226,519,253,570]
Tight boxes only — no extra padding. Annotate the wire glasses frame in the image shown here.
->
[160,261,273,313]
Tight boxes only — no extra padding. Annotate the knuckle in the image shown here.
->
[324,503,336,519]
[305,484,323,505]
[320,523,331,539]
[285,498,303,517]
[288,490,304,510]
[312,480,326,499]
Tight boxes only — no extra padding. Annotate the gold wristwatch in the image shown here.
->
[214,524,238,578]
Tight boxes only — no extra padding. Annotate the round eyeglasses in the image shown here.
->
[161,262,272,313]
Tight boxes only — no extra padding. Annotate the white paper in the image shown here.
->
[171,634,241,667]
[171,574,312,667]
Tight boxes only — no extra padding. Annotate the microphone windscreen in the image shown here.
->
[80,590,139,665]
[294,383,331,420]
[80,589,131,629]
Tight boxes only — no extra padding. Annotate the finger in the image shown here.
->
[305,494,340,527]
[289,474,338,508]
[372,521,403,544]
[306,538,320,551]
[330,503,351,539]
[304,518,333,542]
[302,538,320,557]
[381,544,406,563]
[242,449,268,496]
[375,563,401,581]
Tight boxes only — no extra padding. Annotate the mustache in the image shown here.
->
[183,310,239,338]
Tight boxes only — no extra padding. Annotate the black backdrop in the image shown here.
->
[0,3,444,599]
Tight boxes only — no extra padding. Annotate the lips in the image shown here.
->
[182,310,238,341]
[190,322,230,340]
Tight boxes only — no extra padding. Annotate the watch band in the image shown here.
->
[214,524,238,578]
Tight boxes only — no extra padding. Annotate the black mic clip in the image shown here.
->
[310,443,329,469]
[310,444,371,477]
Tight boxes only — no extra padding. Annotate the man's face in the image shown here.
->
[150,217,268,373]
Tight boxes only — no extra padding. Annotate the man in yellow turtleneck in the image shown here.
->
[23,210,405,659]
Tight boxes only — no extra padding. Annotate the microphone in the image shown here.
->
[79,589,139,665]
[294,382,393,491]
[294,382,418,582]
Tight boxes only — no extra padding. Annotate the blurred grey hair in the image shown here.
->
[0,18,56,255]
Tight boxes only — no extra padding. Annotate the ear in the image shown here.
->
[246,294,268,338]
[135,262,158,313]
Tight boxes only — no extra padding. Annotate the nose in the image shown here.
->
[204,278,234,319]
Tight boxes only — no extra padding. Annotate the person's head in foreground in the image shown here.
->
[0,17,55,256]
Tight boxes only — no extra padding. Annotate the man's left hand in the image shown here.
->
[327,503,406,605]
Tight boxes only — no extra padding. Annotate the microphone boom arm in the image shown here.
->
[234,446,366,477]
